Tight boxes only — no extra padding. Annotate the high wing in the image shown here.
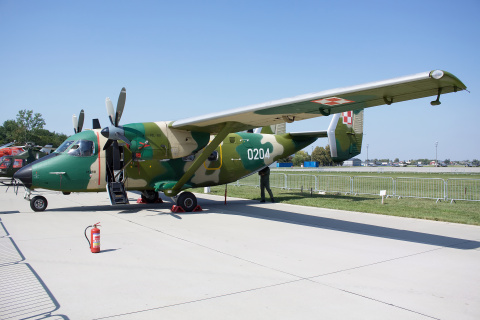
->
[171,70,466,134]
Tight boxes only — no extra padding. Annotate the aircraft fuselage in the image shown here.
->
[15,122,315,193]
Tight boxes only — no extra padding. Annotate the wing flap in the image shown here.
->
[171,70,466,133]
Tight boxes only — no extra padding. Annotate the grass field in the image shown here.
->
[194,171,480,226]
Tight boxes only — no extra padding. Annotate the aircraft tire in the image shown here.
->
[141,190,159,203]
[30,196,48,212]
[177,192,197,212]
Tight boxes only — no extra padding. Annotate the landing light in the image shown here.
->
[431,70,444,80]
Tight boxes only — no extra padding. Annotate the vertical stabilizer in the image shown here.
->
[327,109,363,162]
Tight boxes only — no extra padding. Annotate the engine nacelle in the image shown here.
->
[124,121,210,160]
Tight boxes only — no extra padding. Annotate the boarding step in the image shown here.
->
[107,182,129,205]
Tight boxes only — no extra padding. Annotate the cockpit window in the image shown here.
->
[55,140,75,153]
[67,140,95,157]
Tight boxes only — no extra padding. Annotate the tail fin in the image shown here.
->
[327,109,364,162]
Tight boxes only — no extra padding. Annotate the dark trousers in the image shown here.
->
[260,178,274,201]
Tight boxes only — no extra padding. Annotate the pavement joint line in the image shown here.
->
[307,238,479,280]
[106,208,478,320]
[310,279,441,320]
[108,212,306,280]
[104,211,449,320]
[92,278,307,320]
[299,238,480,320]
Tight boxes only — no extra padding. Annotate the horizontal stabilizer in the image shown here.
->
[289,131,328,139]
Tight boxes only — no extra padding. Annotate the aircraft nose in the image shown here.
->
[13,166,32,188]
[101,127,109,138]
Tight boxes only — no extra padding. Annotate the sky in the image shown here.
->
[1,0,479,161]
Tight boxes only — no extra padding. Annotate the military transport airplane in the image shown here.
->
[13,70,466,212]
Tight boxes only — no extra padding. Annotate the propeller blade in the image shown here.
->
[115,87,126,126]
[92,119,101,129]
[103,139,114,151]
[72,114,78,134]
[115,132,131,146]
[106,98,115,125]
[78,109,85,133]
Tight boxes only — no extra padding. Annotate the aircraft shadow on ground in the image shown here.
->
[203,199,480,250]
[0,218,70,320]
[42,196,480,250]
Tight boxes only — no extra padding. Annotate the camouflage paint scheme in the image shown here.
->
[15,70,467,204]
[26,123,319,193]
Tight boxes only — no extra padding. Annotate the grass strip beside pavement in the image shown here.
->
[195,185,480,226]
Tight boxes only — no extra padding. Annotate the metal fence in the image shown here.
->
[447,178,480,202]
[395,177,446,201]
[230,173,480,202]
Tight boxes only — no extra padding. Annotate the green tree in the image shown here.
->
[0,110,66,147]
[0,119,21,144]
[276,155,293,163]
[16,109,46,143]
[312,146,334,166]
[292,150,310,166]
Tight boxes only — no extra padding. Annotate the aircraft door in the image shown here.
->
[105,142,126,183]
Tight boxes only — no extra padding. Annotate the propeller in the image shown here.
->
[73,109,85,133]
[101,87,131,150]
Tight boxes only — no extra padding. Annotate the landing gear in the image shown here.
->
[30,195,48,212]
[176,191,197,212]
[141,190,160,203]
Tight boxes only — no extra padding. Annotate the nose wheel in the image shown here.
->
[30,195,48,212]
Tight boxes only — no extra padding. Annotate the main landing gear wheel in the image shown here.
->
[141,190,159,203]
[176,192,197,212]
[30,196,48,212]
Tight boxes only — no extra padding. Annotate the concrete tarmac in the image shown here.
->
[1,187,479,320]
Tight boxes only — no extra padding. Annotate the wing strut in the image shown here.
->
[164,122,235,197]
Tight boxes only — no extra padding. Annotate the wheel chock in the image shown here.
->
[171,205,185,213]
[170,205,202,212]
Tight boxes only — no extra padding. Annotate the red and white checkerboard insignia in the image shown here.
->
[342,111,353,125]
[311,97,354,106]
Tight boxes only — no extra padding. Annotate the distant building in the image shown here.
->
[303,161,319,167]
[277,162,293,167]
[343,158,362,166]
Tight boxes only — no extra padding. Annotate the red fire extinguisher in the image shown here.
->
[84,222,101,253]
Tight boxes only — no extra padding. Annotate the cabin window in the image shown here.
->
[68,140,95,157]
[208,151,219,161]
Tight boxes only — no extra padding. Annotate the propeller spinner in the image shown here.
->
[101,87,131,150]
